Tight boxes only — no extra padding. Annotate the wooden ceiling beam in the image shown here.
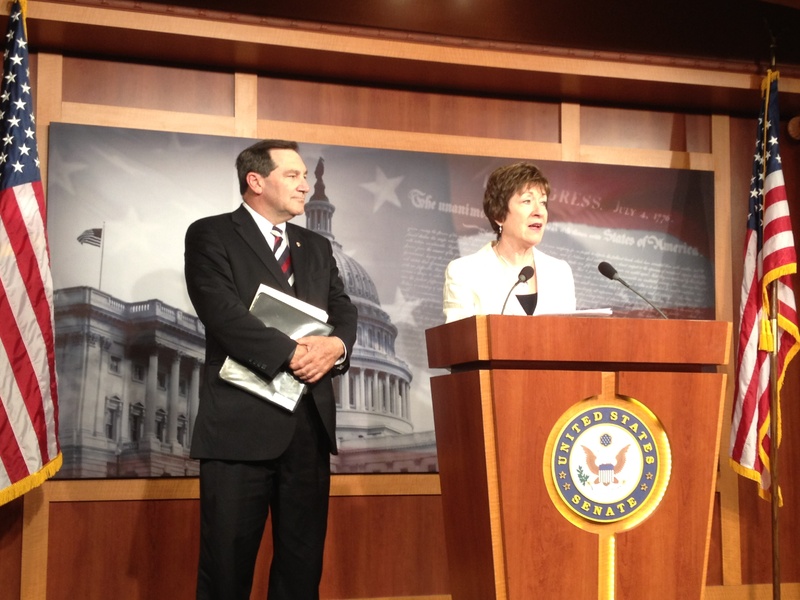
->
[21,1,800,116]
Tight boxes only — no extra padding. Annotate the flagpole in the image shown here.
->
[98,220,106,290]
[769,280,780,600]
[764,57,780,600]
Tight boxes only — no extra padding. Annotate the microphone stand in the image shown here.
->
[615,277,668,319]
[501,266,534,315]
[500,283,522,315]
[598,262,667,320]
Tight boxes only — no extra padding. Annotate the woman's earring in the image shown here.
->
[498,224,503,235]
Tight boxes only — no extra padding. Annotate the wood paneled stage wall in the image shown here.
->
[2,1,800,598]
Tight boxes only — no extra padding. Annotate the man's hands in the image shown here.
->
[288,336,345,384]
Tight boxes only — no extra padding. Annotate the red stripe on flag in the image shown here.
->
[0,283,49,467]
[0,391,30,481]
[0,188,54,463]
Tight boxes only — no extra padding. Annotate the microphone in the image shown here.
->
[597,261,668,319]
[500,266,535,315]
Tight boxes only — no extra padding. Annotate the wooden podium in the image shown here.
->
[426,315,731,600]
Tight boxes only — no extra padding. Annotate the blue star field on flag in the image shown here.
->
[0,3,40,192]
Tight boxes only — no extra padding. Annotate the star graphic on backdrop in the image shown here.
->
[46,146,87,196]
[383,288,422,327]
[113,206,167,256]
[360,167,404,212]
[98,146,149,177]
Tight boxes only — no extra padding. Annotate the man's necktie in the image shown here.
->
[271,226,294,286]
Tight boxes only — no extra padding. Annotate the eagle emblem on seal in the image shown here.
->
[582,444,630,486]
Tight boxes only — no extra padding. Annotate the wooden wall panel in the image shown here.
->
[0,498,23,600]
[46,500,200,600]
[36,492,447,600]
[258,77,561,141]
[322,495,449,597]
[712,113,742,588]
[581,105,712,152]
[62,57,235,117]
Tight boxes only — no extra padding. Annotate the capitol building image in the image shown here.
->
[304,157,436,473]
[53,156,437,479]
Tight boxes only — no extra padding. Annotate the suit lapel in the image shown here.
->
[231,205,293,295]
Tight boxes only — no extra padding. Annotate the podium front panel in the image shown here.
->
[427,317,730,600]
[491,368,601,599]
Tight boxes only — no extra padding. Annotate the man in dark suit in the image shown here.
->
[184,139,358,600]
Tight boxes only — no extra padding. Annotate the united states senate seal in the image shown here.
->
[544,396,671,532]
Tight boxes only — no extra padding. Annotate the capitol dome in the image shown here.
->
[334,248,381,306]
[305,157,413,444]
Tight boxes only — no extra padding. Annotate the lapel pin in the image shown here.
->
[296,241,301,247]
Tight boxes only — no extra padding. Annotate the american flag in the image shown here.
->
[730,70,800,502]
[0,1,61,506]
[77,227,103,247]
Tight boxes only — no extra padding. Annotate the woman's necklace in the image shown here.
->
[493,243,534,270]
[493,244,537,293]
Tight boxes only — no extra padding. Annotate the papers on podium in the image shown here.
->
[543,307,614,317]
[219,284,333,412]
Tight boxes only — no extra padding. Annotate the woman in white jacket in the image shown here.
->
[443,162,576,323]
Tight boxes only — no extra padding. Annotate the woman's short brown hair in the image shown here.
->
[483,162,550,237]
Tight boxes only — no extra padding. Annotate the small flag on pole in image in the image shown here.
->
[77,227,103,247]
